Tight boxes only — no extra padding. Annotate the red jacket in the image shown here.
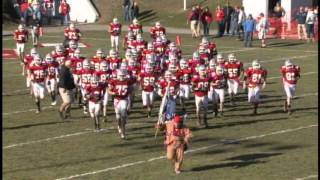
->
[215,10,224,22]
[201,11,213,23]
[59,2,70,15]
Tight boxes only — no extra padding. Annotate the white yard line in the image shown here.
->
[55,124,318,180]
[3,122,145,149]
[296,175,318,180]
[3,91,318,149]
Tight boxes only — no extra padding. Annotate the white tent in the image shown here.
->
[68,0,99,23]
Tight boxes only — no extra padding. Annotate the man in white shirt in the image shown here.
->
[256,13,268,48]
[237,6,246,40]
[305,7,317,42]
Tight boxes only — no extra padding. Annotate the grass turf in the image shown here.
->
[2,29,318,180]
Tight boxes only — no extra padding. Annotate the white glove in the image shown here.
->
[262,81,266,89]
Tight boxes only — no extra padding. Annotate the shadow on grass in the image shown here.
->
[267,42,305,47]
[138,10,157,22]
[3,121,67,130]
[191,152,282,171]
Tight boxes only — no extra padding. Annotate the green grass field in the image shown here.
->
[2,29,318,180]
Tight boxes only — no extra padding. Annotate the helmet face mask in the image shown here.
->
[216,66,224,75]
[145,64,153,73]
[30,48,37,56]
[168,64,177,72]
[198,65,206,76]
[252,60,261,69]
[199,46,206,54]
[69,40,77,49]
[34,55,42,65]
[117,70,127,81]
[155,22,161,28]
[193,51,200,60]
[179,59,187,69]
[100,62,109,71]
[109,49,116,58]
[209,60,216,69]
[136,34,143,42]
[113,18,118,24]
[164,71,172,80]
[128,59,136,66]
[133,18,138,25]
[74,48,81,58]
[83,59,90,69]
[69,23,75,29]
[56,45,64,55]
[45,54,53,63]
[228,53,236,63]
[285,60,293,68]
[18,24,24,31]
[147,43,154,50]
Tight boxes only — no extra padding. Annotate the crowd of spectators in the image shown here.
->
[13,0,71,26]
[186,3,318,44]
[122,0,139,22]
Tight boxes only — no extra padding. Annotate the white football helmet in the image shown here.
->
[45,53,53,63]
[155,21,161,28]
[109,49,117,58]
[127,31,134,40]
[55,45,64,54]
[285,59,293,68]
[96,48,105,58]
[155,37,162,44]
[198,65,206,76]
[228,53,236,63]
[193,51,200,60]
[145,64,153,73]
[201,37,209,45]
[117,69,127,81]
[83,59,90,69]
[136,34,143,42]
[164,71,172,80]
[169,42,176,50]
[179,58,188,69]
[128,59,136,66]
[100,61,109,71]
[147,42,154,50]
[252,60,261,69]
[113,17,118,24]
[30,48,38,56]
[90,76,99,86]
[133,18,139,25]
[120,62,128,70]
[74,48,81,58]
[199,45,206,54]
[69,40,77,49]
[217,54,224,64]
[18,24,24,31]
[209,59,217,69]
[216,65,224,75]
[69,23,75,29]
[34,55,42,65]
[168,63,177,72]
[131,49,138,58]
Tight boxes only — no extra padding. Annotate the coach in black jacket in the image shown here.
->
[58,59,75,119]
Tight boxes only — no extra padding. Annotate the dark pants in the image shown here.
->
[306,24,314,38]
[244,31,253,47]
[203,22,210,36]
[237,23,244,40]
[225,18,231,34]
[217,21,225,37]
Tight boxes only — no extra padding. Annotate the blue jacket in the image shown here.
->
[295,11,307,24]
[243,19,256,32]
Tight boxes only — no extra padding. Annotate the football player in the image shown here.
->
[210,66,227,116]
[70,48,85,106]
[31,22,42,47]
[135,34,146,53]
[128,18,143,37]
[108,69,133,139]
[216,53,226,68]
[14,24,29,74]
[108,17,122,51]
[150,21,166,39]
[52,45,67,65]
[29,55,48,113]
[86,76,104,131]
[107,49,122,70]
[66,40,78,57]
[45,53,59,106]
[79,59,94,114]
[280,60,300,114]
[91,48,107,71]
[178,58,193,111]
[243,60,267,115]
[224,53,244,105]
[95,61,112,121]
[138,64,158,118]
[191,65,211,127]
[63,23,81,48]
[24,48,39,93]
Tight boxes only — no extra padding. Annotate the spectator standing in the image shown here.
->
[195,4,203,37]
[43,0,54,25]
[132,1,139,19]
[200,7,212,37]
[59,0,71,26]
[223,3,234,35]
[215,5,225,37]
[230,6,239,36]
[129,0,135,21]
[58,59,76,120]
[122,0,130,22]
[305,7,317,42]
[187,6,200,38]
[28,0,42,25]
[256,13,269,48]
[14,0,29,23]
[273,2,286,37]
[243,14,256,47]
[237,6,246,40]
[295,6,307,40]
